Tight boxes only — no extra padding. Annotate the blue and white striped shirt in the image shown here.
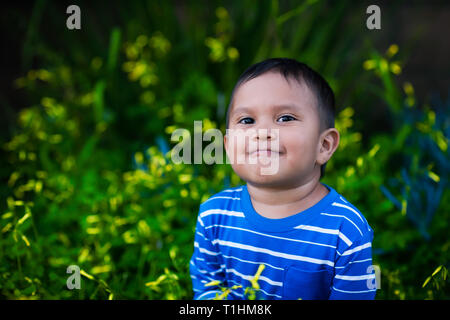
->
[190,183,376,300]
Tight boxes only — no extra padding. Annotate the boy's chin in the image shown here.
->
[234,165,290,188]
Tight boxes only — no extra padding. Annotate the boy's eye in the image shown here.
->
[238,117,254,124]
[277,115,296,122]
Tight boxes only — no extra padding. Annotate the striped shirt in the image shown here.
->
[190,183,376,300]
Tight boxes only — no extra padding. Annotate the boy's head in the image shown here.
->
[224,58,339,188]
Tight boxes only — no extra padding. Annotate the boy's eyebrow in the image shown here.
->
[231,104,303,117]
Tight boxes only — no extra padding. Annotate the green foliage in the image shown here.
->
[205,264,266,300]
[326,44,450,299]
[422,265,449,300]
[1,1,448,300]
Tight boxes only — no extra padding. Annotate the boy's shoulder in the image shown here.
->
[199,185,244,211]
[322,186,373,240]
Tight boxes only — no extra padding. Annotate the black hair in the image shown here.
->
[225,58,336,179]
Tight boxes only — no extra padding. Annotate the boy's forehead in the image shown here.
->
[232,103,304,116]
[230,74,317,117]
[230,87,316,117]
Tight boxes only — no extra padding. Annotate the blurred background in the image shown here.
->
[0,0,449,299]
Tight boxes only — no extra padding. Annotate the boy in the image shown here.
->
[189,58,376,300]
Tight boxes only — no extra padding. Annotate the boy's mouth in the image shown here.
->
[248,149,282,157]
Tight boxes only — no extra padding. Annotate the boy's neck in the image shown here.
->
[246,179,329,219]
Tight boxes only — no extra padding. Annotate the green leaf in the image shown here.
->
[107,28,121,73]
[431,265,442,277]
[422,276,431,288]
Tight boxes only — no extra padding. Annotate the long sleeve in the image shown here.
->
[329,227,377,300]
[189,212,226,300]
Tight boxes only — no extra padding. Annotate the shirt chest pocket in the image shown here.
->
[283,266,332,300]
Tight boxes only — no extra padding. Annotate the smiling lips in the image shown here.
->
[248,149,282,157]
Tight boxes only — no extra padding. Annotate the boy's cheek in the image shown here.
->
[224,134,237,163]
[225,132,245,152]
[225,141,246,165]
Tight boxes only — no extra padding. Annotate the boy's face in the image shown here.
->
[224,72,331,189]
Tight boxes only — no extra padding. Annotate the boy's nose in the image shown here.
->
[257,129,276,140]
[251,127,279,141]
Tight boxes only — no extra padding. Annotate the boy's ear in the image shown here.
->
[317,128,340,165]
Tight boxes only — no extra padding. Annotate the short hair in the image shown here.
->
[225,58,336,179]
